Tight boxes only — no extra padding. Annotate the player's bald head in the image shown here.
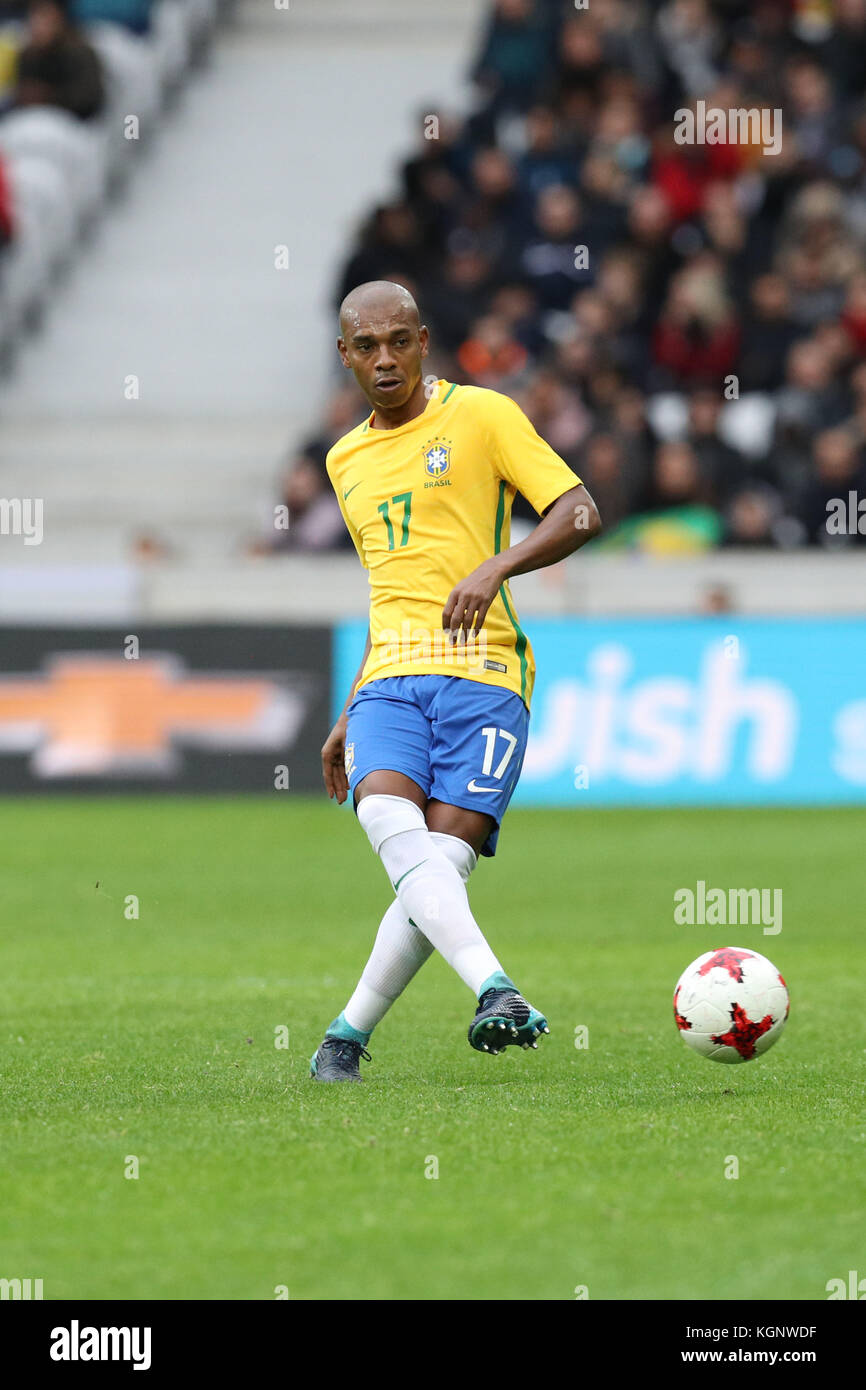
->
[336,280,429,414]
[339,280,420,336]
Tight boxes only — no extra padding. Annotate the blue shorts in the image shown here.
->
[344,675,529,857]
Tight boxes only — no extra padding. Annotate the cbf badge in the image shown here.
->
[344,741,355,778]
[423,437,452,487]
[424,441,451,477]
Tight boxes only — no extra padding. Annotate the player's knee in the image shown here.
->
[356,793,426,855]
[429,831,477,883]
[404,861,458,930]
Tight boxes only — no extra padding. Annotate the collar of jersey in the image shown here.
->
[361,380,451,436]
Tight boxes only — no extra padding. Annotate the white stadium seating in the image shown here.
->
[89,21,163,173]
[0,0,223,352]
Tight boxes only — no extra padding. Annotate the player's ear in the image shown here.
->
[419,324,429,358]
[337,337,350,367]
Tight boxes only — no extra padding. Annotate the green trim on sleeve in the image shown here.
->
[493,479,528,702]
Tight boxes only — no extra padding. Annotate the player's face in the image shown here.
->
[338,313,428,409]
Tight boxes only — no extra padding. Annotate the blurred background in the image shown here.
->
[0,0,864,804]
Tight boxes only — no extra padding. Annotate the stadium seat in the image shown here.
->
[0,0,231,361]
[6,154,75,271]
[185,0,218,47]
[0,107,108,229]
[148,0,191,94]
[0,158,71,334]
[89,21,162,173]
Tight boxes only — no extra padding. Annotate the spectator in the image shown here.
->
[457,312,528,387]
[471,0,553,115]
[321,385,368,445]
[776,183,861,328]
[817,0,866,101]
[554,12,608,116]
[600,437,724,552]
[488,280,545,357]
[738,274,802,393]
[724,18,783,108]
[519,366,590,461]
[0,152,14,247]
[521,183,590,310]
[652,259,740,384]
[70,0,152,35]
[517,104,576,199]
[784,56,842,172]
[459,146,528,270]
[131,531,175,563]
[686,388,747,506]
[775,338,850,440]
[0,24,18,105]
[14,0,104,121]
[841,273,866,357]
[626,183,678,312]
[797,426,866,546]
[258,450,348,556]
[649,439,711,510]
[723,487,790,548]
[336,203,424,308]
[425,245,493,352]
[701,582,735,612]
[578,430,639,531]
[609,385,653,496]
[651,118,741,225]
[847,360,866,446]
[656,0,723,98]
[579,148,631,248]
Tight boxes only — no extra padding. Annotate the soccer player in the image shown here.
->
[311,280,601,1082]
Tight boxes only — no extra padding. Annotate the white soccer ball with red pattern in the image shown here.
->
[673,948,789,1063]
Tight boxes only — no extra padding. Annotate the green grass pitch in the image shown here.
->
[1,796,863,1301]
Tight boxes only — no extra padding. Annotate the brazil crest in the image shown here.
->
[423,439,452,487]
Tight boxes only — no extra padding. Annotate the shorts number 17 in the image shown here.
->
[480,726,518,779]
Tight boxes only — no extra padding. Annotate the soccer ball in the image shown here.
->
[673,947,789,1063]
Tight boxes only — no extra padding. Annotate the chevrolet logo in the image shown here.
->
[0,654,304,777]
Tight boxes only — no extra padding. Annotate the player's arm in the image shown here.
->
[443,483,601,640]
[321,625,371,803]
[497,482,601,578]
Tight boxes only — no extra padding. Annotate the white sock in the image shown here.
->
[343,832,477,1034]
[343,899,433,1033]
[356,795,501,995]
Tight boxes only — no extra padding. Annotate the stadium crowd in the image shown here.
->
[269,0,866,555]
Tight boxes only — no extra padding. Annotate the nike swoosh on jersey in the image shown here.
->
[466,780,500,793]
[343,482,362,500]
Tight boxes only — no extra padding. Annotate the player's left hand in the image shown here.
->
[442,558,506,642]
[321,713,350,803]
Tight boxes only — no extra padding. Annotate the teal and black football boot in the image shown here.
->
[310,1035,371,1082]
[468,980,550,1055]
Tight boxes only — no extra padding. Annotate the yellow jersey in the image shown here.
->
[326,380,581,707]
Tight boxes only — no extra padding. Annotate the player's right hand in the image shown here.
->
[321,715,349,803]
